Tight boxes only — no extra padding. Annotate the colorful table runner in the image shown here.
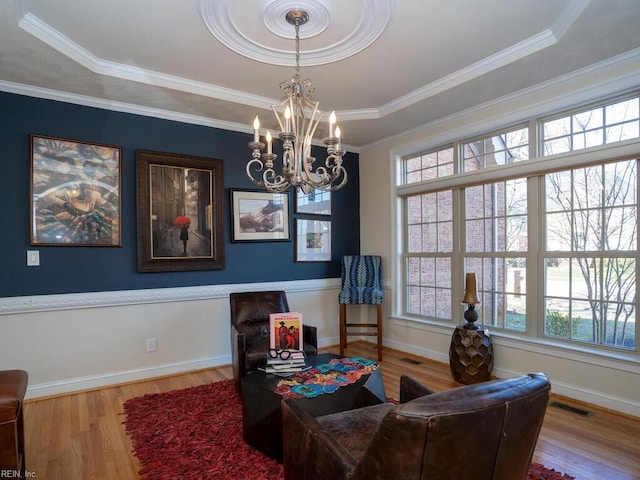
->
[274,356,377,398]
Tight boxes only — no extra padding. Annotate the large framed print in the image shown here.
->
[295,219,331,262]
[136,150,224,272]
[30,134,122,246]
[295,188,331,215]
[230,189,290,242]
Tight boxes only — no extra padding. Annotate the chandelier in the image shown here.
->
[247,9,347,193]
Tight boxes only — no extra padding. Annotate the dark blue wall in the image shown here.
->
[0,92,360,297]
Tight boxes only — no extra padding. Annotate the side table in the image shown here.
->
[449,326,494,384]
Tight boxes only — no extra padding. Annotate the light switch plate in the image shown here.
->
[27,250,40,266]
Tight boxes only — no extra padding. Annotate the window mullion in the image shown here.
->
[528,175,543,338]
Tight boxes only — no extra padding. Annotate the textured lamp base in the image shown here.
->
[449,326,494,384]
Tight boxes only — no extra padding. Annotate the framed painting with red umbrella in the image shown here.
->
[136,150,225,272]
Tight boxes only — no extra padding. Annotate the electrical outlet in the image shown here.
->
[146,337,157,353]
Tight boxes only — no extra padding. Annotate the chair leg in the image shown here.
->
[339,304,347,356]
[376,303,383,361]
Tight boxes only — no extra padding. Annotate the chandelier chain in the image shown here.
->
[295,23,300,76]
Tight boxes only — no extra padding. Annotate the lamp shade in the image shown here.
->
[462,273,480,304]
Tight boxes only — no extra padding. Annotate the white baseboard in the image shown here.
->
[384,338,450,365]
[384,338,640,418]
[25,354,231,400]
[26,338,340,400]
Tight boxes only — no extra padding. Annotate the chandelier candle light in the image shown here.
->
[247,9,347,193]
[462,273,481,329]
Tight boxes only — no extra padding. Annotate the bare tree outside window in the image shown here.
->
[545,160,637,349]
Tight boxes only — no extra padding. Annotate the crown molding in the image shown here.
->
[16,0,587,121]
[551,0,591,39]
[17,11,277,111]
[362,47,640,152]
[0,79,251,132]
[376,0,591,118]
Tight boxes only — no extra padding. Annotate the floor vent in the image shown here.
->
[549,401,592,417]
[400,357,421,365]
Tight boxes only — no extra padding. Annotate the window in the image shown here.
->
[403,147,454,185]
[542,97,640,155]
[405,189,453,319]
[462,126,529,171]
[399,93,639,353]
[465,178,528,332]
[544,161,637,349]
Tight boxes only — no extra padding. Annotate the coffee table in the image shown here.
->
[240,353,386,461]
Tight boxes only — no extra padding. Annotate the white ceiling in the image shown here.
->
[1,0,640,149]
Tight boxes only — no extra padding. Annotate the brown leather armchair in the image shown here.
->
[230,291,318,390]
[282,372,550,480]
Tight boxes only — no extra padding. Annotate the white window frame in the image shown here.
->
[395,94,640,360]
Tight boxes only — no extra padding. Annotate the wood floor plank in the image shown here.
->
[22,343,639,480]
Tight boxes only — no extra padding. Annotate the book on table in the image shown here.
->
[259,364,312,375]
[261,348,307,374]
[268,361,304,370]
[266,349,306,364]
[269,312,304,350]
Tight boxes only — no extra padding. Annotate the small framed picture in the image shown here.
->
[30,134,122,246]
[230,189,290,242]
[295,219,331,262]
[296,187,331,215]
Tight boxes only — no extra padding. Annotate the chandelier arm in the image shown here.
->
[303,101,321,141]
[302,165,347,192]
[246,158,268,188]
[319,159,348,191]
[246,158,288,192]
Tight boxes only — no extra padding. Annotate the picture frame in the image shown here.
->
[269,312,304,350]
[295,187,331,215]
[30,134,122,246]
[136,150,225,272]
[295,219,332,262]
[230,189,290,242]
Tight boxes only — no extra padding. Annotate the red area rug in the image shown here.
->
[123,379,574,480]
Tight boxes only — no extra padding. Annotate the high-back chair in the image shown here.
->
[230,291,318,391]
[338,255,383,360]
[282,372,551,480]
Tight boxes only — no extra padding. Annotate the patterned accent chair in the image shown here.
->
[230,291,318,392]
[338,255,383,360]
[282,373,551,480]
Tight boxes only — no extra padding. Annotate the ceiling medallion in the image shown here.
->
[197,0,396,66]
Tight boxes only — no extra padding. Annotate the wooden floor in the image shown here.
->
[22,342,640,480]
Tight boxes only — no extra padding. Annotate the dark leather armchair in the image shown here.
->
[230,291,318,390]
[282,372,550,480]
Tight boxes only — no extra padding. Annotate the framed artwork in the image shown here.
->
[269,312,304,350]
[295,187,331,215]
[30,134,122,246]
[295,219,331,262]
[230,189,290,242]
[136,150,224,272]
